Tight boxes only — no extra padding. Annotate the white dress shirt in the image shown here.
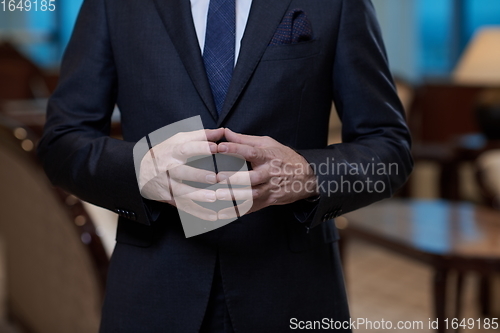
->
[190,0,253,64]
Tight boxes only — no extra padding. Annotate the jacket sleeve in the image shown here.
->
[296,0,413,229]
[37,0,155,225]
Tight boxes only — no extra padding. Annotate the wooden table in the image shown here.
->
[339,199,500,333]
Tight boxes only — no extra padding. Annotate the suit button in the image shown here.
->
[116,208,134,219]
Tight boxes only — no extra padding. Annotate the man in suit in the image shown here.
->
[38,0,413,331]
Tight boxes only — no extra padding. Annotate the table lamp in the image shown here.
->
[453,27,500,86]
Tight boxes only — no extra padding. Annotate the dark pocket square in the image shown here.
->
[269,9,313,46]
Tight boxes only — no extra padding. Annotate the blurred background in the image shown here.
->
[0,0,500,332]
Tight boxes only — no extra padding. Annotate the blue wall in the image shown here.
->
[372,0,420,82]
[373,0,500,83]
[2,0,500,78]
[0,0,83,68]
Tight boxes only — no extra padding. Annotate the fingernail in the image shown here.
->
[209,144,217,153]
[206,174,216,184]
[219,144,228,152]
[219,214,228,219]
[215,189,222,199]
[218,174,228,181]
[209,214,217,221]
[206,192,216,201]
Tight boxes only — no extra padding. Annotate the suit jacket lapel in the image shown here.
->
[217,0,293,126]
[153,0,218,121]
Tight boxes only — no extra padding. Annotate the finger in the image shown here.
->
[175,198,218,221]
[215,187,255,201]
[174,128,223,144]
[145,171,217,202]
[224,128,266,147]
[170,180,217,202]
[205,128,225,142]
[217,200,253,220]
[173,129,209,143]
[168,165,217,184]
[217,142,266,163]
[172,141,217,160]
[217,170,265,186]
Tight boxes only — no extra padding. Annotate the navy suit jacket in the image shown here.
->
[38,0,412,331]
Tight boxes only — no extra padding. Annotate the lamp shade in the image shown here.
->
[453,27,500,85]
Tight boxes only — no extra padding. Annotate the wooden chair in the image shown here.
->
[408,83,485,144]
[0,117,108,333]
[475,142,500,209]
[473,141,500,317]
[400,83,491,200]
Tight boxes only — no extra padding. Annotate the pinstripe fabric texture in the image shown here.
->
[269,9,313,46]
[203,0,236,115]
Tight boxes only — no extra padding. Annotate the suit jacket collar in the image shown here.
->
[153,0,293,126]
[153,0,218,120]
[218,0,292,126]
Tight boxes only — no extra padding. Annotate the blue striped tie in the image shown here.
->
[203,0,236,115]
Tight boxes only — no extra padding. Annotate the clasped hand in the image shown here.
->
[139,128,318,221]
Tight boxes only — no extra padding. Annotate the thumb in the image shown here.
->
[224,128,261,147]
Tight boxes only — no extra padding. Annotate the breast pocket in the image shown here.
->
[261,39,321,62]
